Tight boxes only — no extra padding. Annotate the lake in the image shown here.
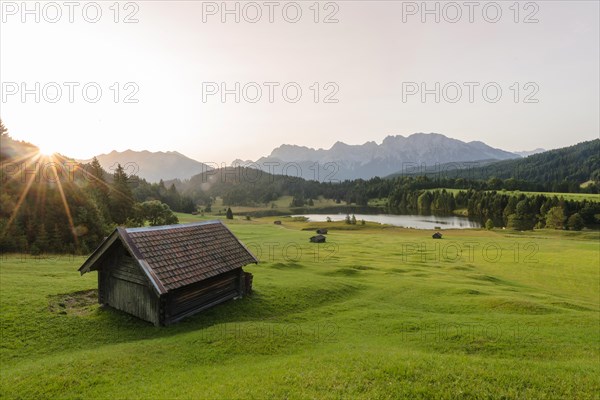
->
[293,214,482,230]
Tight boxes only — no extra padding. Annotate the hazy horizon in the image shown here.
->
[2,1,598,163]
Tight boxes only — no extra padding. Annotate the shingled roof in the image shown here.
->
[79,221,258,294]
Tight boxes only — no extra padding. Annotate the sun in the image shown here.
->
[37,143,59,157]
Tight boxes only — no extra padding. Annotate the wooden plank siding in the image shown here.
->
[111,256,147,285]
[165,269,242,325]
[105,277,160,325]
[98,249,244,326]
[79,222,259,326]
[100,247,161,326]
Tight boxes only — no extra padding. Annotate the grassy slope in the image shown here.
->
[1,217,599,398]
[432,188,599,202]
[489,190,599,202]
[211,195,345,215]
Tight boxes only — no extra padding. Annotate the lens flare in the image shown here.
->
[37,144,59,157]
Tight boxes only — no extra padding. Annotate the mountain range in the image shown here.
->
[237,133,519,180]
[514,148,546,157]
[81,150,211,183]
[87,133,536,182]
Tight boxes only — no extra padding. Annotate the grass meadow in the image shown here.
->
[1,215,598,398]
[434,188,599,202]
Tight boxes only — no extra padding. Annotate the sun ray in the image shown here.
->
[68,157,135,202]
[2,152,138,247]
[1,152,43,185]
[2,164,39,236]
[5,149,41,166]
[48,162,79,246]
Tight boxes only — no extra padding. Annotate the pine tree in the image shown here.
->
[167,183,180,210]
[109,164,135,225]
[0,119,8,138]
[503,197,518,225]
[226,207,233,220]
[89,157,106,186]
[50,224,64,253]
[417,192,432,213]
[87,157,110,220]
[33,224,49,254]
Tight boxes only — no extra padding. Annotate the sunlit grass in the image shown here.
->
[206,195,356,216]
[1,220,598,398]
[434,188,599,202]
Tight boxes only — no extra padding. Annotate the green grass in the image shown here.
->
[1,221,599,398]
[433,188,599,202]
[492,190,599,202]
[208,195,346,216]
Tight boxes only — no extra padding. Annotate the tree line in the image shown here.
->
[389,139,599,193]
[387,188,599,230]
[1,119,598,255]
[0,125,183,254]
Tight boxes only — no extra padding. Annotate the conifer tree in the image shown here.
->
[110,164,135,224]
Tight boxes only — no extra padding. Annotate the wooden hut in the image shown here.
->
[316,228,328,235]
[310,234,326,243]
[432,232,443,239]
[78,221,258,326]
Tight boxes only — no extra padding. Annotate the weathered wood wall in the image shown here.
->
[97,242,248,326]
[106,276,159,325]
[165,268,243,325]
[100,245,160,326]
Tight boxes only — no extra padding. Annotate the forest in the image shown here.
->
[1,120,598,254]
[0,122,189,254]
[388,139,600,193]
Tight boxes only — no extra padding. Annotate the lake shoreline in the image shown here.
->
[290,213,482,230]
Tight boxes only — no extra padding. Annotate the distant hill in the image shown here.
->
[247,133,519,181]
[386,159,502,179]
[476,140,599,185]
[84,150,212,183]
[514,148,546,157]
[0,134,39,162]
[390,140,599,191]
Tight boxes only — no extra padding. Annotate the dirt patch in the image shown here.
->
[48,289,98,316]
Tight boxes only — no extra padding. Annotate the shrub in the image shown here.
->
[567,213,584,231]
[546,206,565,229]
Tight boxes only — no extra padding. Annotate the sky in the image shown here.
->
[1,0,598,164]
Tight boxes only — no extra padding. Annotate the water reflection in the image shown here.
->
[293,214,481,230]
